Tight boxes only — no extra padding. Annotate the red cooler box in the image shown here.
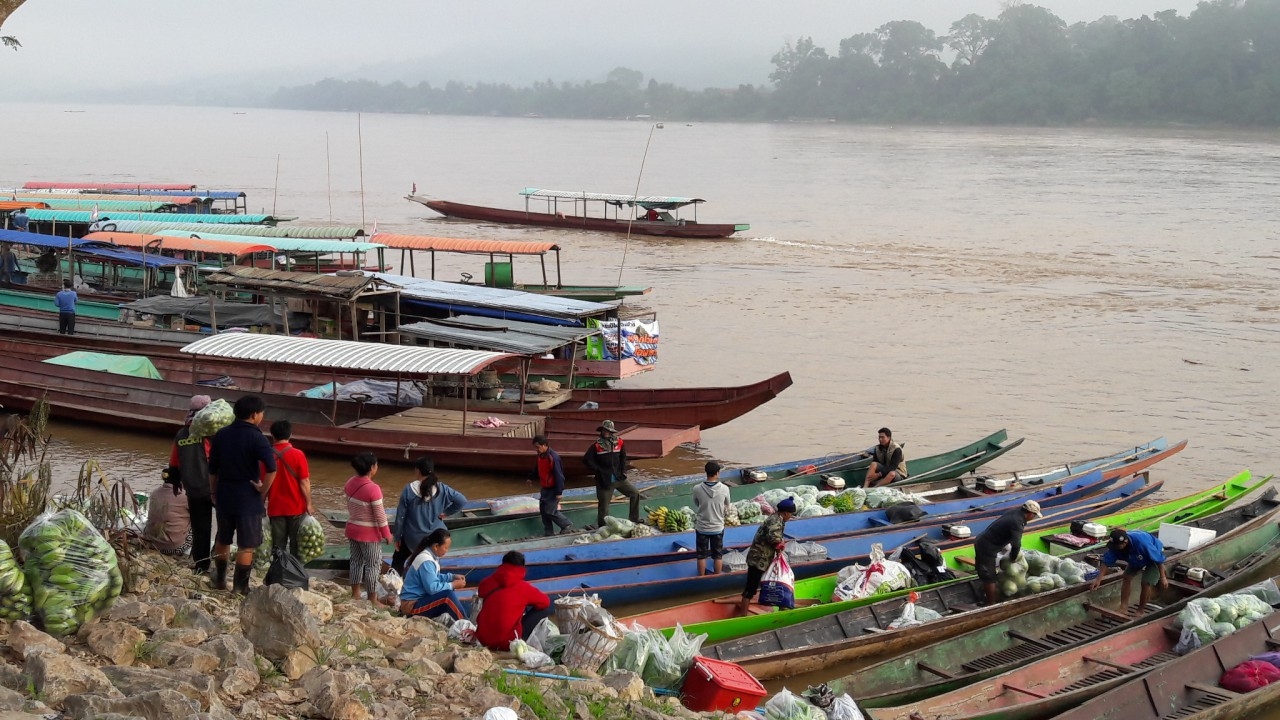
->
[680,656,767,712]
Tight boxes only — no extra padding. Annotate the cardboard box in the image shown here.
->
[1159,523,1217,551]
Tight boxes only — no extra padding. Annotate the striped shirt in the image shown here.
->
[343,474,392,543]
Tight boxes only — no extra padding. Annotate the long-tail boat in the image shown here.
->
[408,188,748,239]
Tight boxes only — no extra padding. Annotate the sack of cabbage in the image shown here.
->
[0,540,33,622]
[995,549,1092,598]
[18,509,124,636]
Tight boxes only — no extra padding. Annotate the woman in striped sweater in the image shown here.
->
[344,452,393,607]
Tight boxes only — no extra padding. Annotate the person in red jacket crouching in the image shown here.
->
[475,551,552,651]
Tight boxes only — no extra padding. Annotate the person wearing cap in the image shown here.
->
[583,419,640,529]
[532,436,573,537]
[168,395,214,574]
[1091,528,1167,612]
[973,500,1044,605]
[738,496,796,615]
[863,427,907,488]
[693,460,732,576]
[142,463,192,558]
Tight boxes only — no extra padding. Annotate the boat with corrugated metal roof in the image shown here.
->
[407,188,749,239]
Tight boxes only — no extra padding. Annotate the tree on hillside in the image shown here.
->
[0,0,25,50]
[606,67,645,91]
[947,13,996,67]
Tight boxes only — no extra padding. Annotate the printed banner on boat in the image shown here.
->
[587,318,659,365]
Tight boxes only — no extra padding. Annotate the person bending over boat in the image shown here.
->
[400,528,467,621]
[862,427,907,487]
[533,436,573,537]
[475,551,552,651]
[737,496,796,615]
[1090,528,1167,613]
[391,457,467,575]
[583,420,640,529]
[694,460,732,576]
[973,500,1043,606]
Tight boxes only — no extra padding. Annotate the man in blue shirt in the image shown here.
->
[10,209,28,232]
[208,395,277,594]
[54,280,77,335]
[1091,528,1168,613]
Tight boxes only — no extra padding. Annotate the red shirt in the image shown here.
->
[265,441,310,517]
[475,563,551,651]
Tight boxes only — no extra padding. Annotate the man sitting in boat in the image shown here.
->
[862,427,907,487]
[645,207,660,222]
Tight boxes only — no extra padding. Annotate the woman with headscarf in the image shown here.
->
[391,457,467,575]
[168,395,213,574]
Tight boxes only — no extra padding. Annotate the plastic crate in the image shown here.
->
[680,656,767,713]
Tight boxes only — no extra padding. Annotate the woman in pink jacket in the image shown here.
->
[344,452,393,607]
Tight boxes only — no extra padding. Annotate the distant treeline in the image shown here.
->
[270,1,1280,125]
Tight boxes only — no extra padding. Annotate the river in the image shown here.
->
[4,103,1277,500]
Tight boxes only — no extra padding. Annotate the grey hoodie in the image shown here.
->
[692,480,731,534]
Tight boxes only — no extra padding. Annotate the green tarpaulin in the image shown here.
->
[42,352,163,380]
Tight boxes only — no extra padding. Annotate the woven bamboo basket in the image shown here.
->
[562,621,620,672]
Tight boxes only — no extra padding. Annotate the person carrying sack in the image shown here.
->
[738,496,796,614]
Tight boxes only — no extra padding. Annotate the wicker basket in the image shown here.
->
[562,621,620,672]
[553,594,597,634]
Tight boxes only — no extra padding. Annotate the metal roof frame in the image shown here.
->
[370,234,559,255]
[155,230,383,254]
[97,220,364,239]
[204,265,399,301]
[366,271,615,321]
[25,209,285,225]
[83,232,274,256]
[398,316,599,355]
[180,333,514,376]
[520,188,705,208]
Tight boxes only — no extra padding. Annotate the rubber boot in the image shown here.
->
[232,564,252,595]
[212,559,228,591]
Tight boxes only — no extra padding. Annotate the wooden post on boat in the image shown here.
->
[349,300,359,341]
[519,357,529,414]
[330,368,339,424]
[555,250,562,289]
[207,292,219,336]
[462,375,469,436]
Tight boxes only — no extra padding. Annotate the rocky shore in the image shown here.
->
[0,548,734,720]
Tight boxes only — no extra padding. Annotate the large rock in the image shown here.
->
[239,585,327,662]
[169,601,220,635]
[81,622,146,666]
[62,689,201,720]
[100,666,220,712]
[6,622,63,660]
[0,686,23,712]
[216,666,259,696]
[470,686,520,711]
[142,643,220,674]
[387,636,445,672]
[301,668,371,720]
[24,653,118,706]
[103,601,174,633]
[453,647,494,676]
[601,669,647,703]
[150,627,208,646]
[198,635,257,673]
[280,648,317,681]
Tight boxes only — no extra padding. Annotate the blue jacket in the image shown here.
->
[54,289,77,313]
[401,550,454,602]
[1101,530,1165,570]
[395,481,467,549]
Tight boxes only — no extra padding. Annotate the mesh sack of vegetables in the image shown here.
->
[189,398,234,439]
[18,509,123,636]
[0,540,33,622]
[253,517,273,571]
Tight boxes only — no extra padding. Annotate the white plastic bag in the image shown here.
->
[528,617,559,653]
[887,593,945,629]
[488,496,541,516]
[510,638,553,668]
[759,554,796,608]
[448,618,478,644]
[723,549,748,572]
[765,688,828,720]
[377,569,403,604]
[833,545,910,601]
[1174,602,1214,654]
[483,709,519,720]
[827,695,863,720]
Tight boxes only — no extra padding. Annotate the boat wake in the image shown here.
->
[749,236,875,254]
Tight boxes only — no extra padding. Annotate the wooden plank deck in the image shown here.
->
[344,407,544,438]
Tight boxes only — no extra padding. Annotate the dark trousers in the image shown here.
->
[187,494,215,572]
[521,606,553,639]
[596,479,640,528]
[539,488,573,535]
[58,312,76,335]
[269,514,305,558]
[390,543,412,576]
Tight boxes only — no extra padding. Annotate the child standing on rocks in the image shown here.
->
[343,451,393,607]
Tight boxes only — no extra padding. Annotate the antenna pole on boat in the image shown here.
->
[326,131,334,225]
[616,122,659,288]
[358,113,367,229]
[272,154,281,216]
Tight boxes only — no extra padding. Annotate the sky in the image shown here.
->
[0,0,1202,102]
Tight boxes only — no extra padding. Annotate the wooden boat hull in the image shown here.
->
[0,357,699,473]
[0,332,782,431]
[1049,606,1280,720]
[455,476,1160,607]
[413,197,746,239]
[441,469,1123,578]
[704,479,1273,677]
[834,479,1277,708]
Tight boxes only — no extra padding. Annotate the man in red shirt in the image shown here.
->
[265,420,315,559]
[475,551,552,651]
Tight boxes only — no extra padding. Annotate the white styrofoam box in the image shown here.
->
[983,478,1012,491]
[1081,522,1109,539]
[1159,523,1217,552]
[945,524,972,539]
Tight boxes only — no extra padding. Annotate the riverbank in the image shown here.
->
[0,546,732,720]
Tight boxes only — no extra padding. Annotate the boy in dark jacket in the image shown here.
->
[533,436,573,536]
[583,420,640,528]
[475,551,552,651]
